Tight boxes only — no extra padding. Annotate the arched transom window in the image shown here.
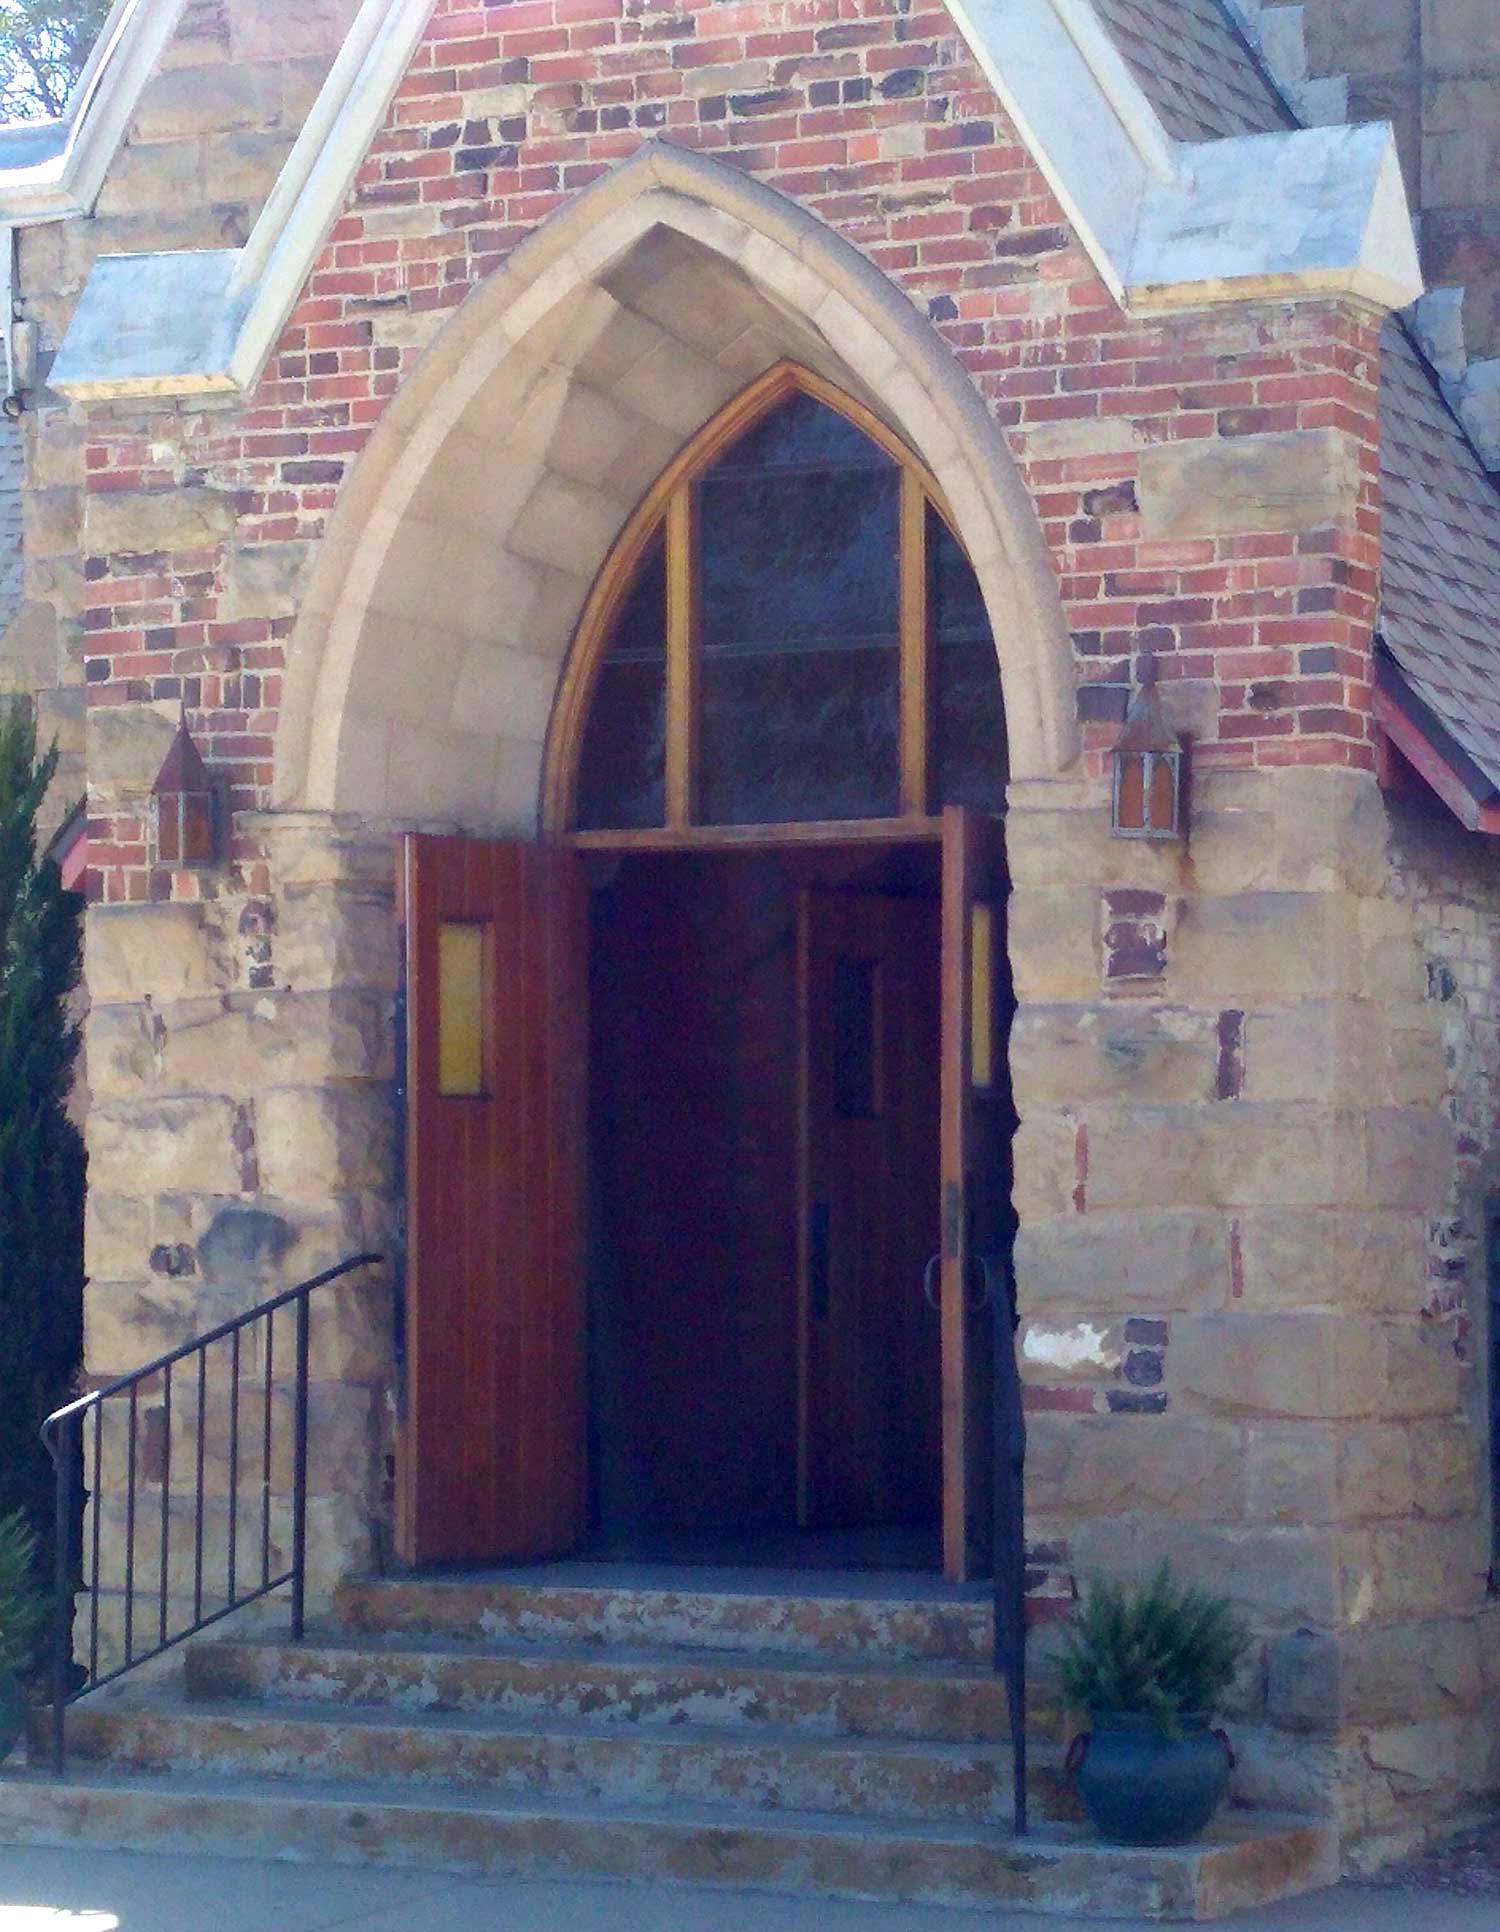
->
[549,365,1008,840]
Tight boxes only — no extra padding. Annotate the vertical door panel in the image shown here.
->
[940,805,1013,1581]
[398,834,587,1568]
[797,890,941,1529]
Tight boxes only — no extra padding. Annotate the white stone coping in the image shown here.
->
[50,0,440,401]
[41,0,1424,403]
[0,0,189,225]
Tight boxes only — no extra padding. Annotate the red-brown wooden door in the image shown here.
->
[397,834,587,1567]
[940,806,1013,1580]
[797,889,942,1530]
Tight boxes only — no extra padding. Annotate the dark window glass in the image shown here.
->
[699,395,901,825]
[930,505,1008,813]
[576,538,667,830]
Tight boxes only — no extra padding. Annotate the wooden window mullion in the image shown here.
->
[665,485,699,830]
[899,467,931,819]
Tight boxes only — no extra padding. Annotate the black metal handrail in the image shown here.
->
[40,1252,382,1774]
[992,1254,1028,1835]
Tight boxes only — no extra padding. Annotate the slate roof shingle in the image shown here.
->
[1085,0,1500,798]
[1089,0,1292,142]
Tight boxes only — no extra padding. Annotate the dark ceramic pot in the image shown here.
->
[0,1670,27,1762]
[1068,1713,1234,1846]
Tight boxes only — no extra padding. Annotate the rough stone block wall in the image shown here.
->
[5,0,1493,1856]
[1010,757,1499,1857]
[1259,0,1500,379]
[0,0,359,836]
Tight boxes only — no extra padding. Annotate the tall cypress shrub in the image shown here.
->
[0,700,84,1550]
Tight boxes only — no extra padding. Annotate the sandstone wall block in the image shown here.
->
[1004,801,1179,893]
[1010,1110,1079,1222]
[1336,1425,1416,1521]
[1055,1417,1244,1519]
[131,62,282,142]
[1013,1208,1229,1314]
[1009,1004,1219,1106]
[81,486,235,556]
[1173,1312,1388,1419]
[1170,893,1360,1004]
[275,887,399,994]
[1379,1325,1464,1421]
[1070,1518,1347,1627]
[84,1278,201,1378]
[88,1095,243,1198]
[256,1085,397,1200]
[1084,1103,1363,1211]
[1241,1001,1388,1105]
[1233,1209,1427,1312]
[1007,887,1101,1002]
[1366,1520,1490,1621]
[1407,1418,1484,1518]
[1137,428,1361,539]
[87,904,229,1005]
[1245,1425,1340,1524]
[148,988,394,1095]
[1364,1106,1455,1210]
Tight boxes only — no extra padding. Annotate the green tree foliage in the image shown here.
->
[0,701,84,1557]
[1058,1565,1251,1733]
[0,1510,41,1678]
[0,0,110,122]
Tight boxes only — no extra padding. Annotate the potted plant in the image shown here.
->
[1059,1564,1250,1847]
[0,1511,42,1761]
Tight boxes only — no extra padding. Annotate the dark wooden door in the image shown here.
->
[398,834,588,1567]
[797,889,941,1529]
[940,805,1014,1581]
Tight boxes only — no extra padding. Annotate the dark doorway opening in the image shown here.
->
[585,842,944,1570]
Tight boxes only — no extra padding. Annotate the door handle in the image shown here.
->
[923,1253,998,1314]
[809,1201,831,1321]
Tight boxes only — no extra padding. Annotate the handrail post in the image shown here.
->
[290,1289,311,1643]
[994,1257,1028,1836]
[50,1415,74,1776]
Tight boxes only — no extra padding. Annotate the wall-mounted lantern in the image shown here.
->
[151,716,219,868]
[1111,657,1186,841]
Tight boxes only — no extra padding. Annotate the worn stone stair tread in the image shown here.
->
[333,1573,998,1662]
[0,1761,1314,1849]
[0,1767,1338,1916]
[368,1562,992,1601]
[77,1687,1029,1761]
[201,1625,1010,1685]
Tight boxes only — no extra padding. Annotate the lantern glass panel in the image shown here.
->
[181,790,216,867]
[1149,750,1179,835]
[1115,751,1147,832]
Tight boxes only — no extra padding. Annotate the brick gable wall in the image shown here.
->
[61,0,1383,905]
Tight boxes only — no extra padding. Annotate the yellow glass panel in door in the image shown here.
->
[437,920,487,1097]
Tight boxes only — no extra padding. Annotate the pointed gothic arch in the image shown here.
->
[544,359,1007,840]
[274,141,1077,824]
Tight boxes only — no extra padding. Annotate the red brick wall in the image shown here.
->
[73,0,1384,904]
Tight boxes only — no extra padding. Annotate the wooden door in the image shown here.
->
[940,805,1015,1580]
[797,890,941,1529]
[398,834,588,1567]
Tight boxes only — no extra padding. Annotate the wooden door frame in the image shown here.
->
[574,822,991,1576]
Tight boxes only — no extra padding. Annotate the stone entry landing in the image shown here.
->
[0,1572,1336,1918]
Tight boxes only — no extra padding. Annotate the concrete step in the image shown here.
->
[0,1765,1340,1917]
[58,1693,1071,1827]
[187,1629,1031,1743]
[334,1569,995,1664]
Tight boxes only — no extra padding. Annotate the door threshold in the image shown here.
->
[403,1557,988,1601]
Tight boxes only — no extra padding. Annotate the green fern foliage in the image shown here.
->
[1058,1565,1250,1734]
[0,1510,42,1680]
